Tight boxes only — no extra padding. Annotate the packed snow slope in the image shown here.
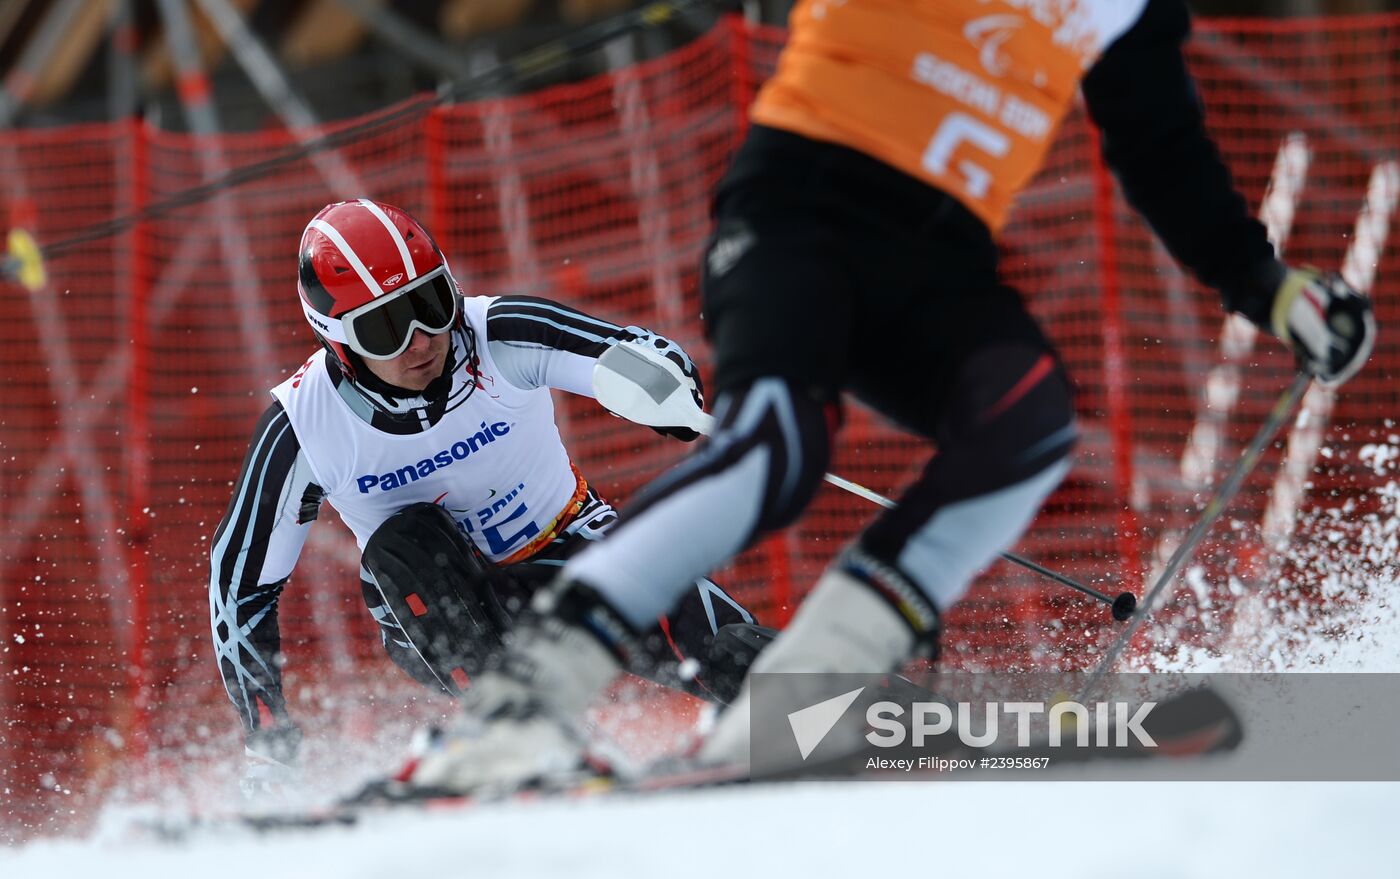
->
[6,591,1400,878]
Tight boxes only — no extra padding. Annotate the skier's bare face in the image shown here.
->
[364,328,451,391]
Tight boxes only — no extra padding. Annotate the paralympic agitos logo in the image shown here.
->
[356,421,512,493]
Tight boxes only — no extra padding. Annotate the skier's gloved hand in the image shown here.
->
[620,331,706,442]
[1270,266,1376,386]
[240,751,296,801]
[651,422,702,443]
[240,724,302,801]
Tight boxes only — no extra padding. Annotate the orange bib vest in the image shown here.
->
[751,0,1150,233]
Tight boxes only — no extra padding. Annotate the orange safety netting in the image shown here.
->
[1,13,1397,839]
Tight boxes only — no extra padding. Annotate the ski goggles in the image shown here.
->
[306,266,460,360]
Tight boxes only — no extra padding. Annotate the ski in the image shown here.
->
[134,683,1241,841]
[132,760,751,841]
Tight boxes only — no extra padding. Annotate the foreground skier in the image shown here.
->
[407,0,1375,789]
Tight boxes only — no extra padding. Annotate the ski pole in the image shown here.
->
[820,472,1136,620]
[1077,371,1312,702]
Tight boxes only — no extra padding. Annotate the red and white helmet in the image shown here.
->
[297,199,461,378]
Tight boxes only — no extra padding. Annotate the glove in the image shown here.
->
[1270,266,1376,386]
[652,423,703,442]
[240,724,302,801]
[240,750,296,801]
[623,330,706,442]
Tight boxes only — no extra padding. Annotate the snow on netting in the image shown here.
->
[0,13,1396,840]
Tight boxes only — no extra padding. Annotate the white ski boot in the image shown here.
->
[698,551,938,770]
[407,582,640,794]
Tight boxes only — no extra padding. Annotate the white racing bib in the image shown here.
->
[271,298,583,563]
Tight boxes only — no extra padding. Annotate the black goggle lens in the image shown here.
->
[348,273,457,358]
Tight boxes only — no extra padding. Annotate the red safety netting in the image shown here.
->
[0,13,1396,840]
